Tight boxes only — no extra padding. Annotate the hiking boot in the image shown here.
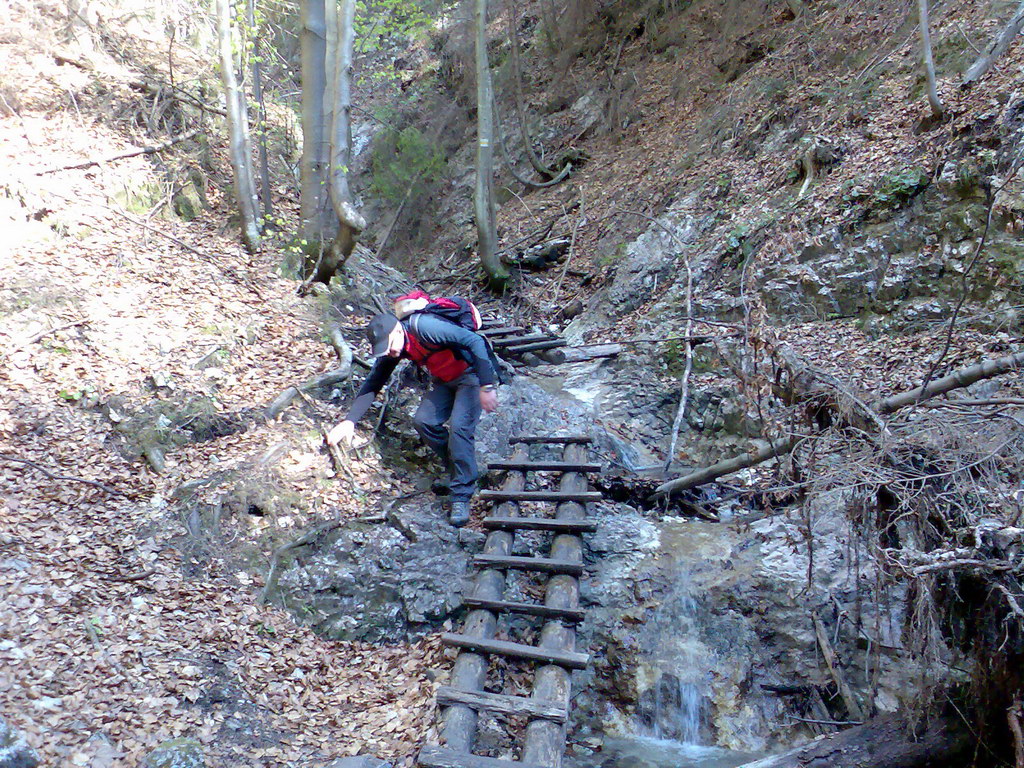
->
[431,478,451,497]
[449,500,471,527]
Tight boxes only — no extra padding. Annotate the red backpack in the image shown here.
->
[393,289,482,331]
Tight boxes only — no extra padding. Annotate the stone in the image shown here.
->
[325,757,392,768]
[0,717,39,768]
[141,738,204,768]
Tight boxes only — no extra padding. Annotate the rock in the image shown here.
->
[0,717,39,768]
[457,528,486,553]
[141,738,204,768]
[325,757,392,768]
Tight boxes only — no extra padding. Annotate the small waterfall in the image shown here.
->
[633,567,707,745]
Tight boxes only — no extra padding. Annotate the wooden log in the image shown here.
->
[480,326,526,337]
[435,686,568,722]
[487,461,602,472]
[418,745,546,768]
[472,554,584,576]
[461,596,586,623]
[478,490,601,503]
[440,634,590,670]
[503,339,568,355]
[523,441,588,768]
[481,517,598,533]
[509,435,592,444]
[734,713,971,768]
[441,448,527,754]
[491,333,555,347]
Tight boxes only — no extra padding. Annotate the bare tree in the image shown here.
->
[474,0,509,289]
[917,0,945,119]
[247,0,273,222]
[216,0,262,252]
[325,0,365,270]
[298,0,364,287]
[300,0,332,248]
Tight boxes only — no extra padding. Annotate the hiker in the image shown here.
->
[326,307,498,526]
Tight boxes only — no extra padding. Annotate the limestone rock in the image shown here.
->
[0,717,39,768]
[141,738,204,768]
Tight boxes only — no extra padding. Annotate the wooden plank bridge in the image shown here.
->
[417,435,599,768]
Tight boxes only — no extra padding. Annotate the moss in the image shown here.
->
[871,166,930,209]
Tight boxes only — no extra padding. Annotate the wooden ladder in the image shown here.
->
[479,319,567,360]
[417,435,599,768]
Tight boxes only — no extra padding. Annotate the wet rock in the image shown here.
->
[0,717,39,768]
[141,738,204,768]
[278,502,470,642]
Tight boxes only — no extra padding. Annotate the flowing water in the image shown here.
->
[599,553,759,767]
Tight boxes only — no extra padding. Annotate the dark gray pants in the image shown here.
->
[412,372,482,501]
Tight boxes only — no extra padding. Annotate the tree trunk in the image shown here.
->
[216,0,261,253]
[917,0,945,119]
[300,0,334,248]
[736,713,970,768]
[322,0,365,279]
[474,0,509,289]
[247,0,273,222]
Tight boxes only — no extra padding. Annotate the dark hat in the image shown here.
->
[366,313,400,357]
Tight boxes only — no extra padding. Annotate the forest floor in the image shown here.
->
[2,0,1024,765]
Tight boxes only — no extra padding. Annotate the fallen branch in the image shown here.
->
[879,349,1024,413]
[14,319,91,350]
[653,435,799,497]
[36,129,200,175]
[962,0,1024,85]
[99,567,156,582]
[654,348,1024,495]
[0,454,126,496]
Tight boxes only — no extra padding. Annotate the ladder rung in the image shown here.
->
[436,686,568,722]
[462,596,585,623]
[441,633,590,669]
[479,326,526,337]
[481,516,597,533]
[473,554,583,576]
[508,435,592,444]
[490,334,554,348]
[487,461,602,473]
[478,490,601,503]
[503,339,568,355]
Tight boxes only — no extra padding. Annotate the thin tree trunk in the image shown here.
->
[474,0,509,289]
[300,0,333,246]
[216,0,261,253]
[324,0,365,273]
[507,0,556,178]
[962,0,1024,85]
[247,0,273,222]
[917,0,945,119]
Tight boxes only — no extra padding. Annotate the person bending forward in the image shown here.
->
[327,312,498,526]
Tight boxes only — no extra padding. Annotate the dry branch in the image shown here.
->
[36,129,200,175]
[654,348,1024,495]
[962,0,1024,85]
[0,454,126,496]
